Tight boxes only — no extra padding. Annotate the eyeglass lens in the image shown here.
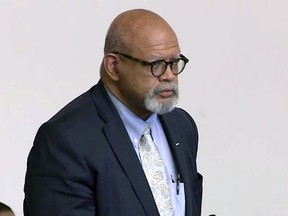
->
[152,59,186,77]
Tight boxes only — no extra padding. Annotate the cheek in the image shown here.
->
[121,77,145,99]
[138,78,159,95]
[120,66,158,98]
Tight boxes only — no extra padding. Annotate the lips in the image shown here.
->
[157,89,174,97]
[152,82,178,99]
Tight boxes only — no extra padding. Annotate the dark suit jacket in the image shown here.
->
[24,80,203,216]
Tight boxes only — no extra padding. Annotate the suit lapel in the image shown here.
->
[159,114,194,216]
[91,81,159,215]
[104,120,159,215]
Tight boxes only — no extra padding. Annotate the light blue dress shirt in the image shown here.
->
[105,87,185,216]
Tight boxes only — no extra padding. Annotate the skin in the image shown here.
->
[101,9,180,120]
[0,212,15,216]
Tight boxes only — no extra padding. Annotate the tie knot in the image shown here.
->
[141,125,153,145]
[143,125,151,136]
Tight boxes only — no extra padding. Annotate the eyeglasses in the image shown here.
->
[112,51,189,77]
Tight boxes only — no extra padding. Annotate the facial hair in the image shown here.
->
[144,82,179,114]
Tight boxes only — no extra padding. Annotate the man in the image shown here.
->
[0,202,15,216]
[24,9,203,216]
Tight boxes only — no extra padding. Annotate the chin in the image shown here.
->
[145,97,178,114]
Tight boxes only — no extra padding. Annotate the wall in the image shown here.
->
[1,0,287,215]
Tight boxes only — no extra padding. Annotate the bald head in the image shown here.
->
[104,9,178,54]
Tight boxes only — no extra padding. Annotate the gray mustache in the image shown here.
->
[154,82,178,93]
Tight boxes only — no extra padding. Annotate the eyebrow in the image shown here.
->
[149,53,181,61]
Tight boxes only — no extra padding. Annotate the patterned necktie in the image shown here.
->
[139,125,173,216]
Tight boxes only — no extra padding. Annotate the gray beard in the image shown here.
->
[144,82,179,114]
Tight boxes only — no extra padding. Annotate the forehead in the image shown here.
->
[133,24,180,59]
[113,10,180,58]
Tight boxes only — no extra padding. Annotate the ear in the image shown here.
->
[103,53,120,81]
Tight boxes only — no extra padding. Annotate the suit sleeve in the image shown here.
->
[24,122,96,216]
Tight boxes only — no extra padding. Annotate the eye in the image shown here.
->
[172,58,181,63]
[151,60,165,69]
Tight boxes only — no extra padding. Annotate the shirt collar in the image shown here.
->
[105,86,157,142]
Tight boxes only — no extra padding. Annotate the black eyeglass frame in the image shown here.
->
[112,51,189,77]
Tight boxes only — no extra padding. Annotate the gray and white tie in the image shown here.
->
[139,125,173,216]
